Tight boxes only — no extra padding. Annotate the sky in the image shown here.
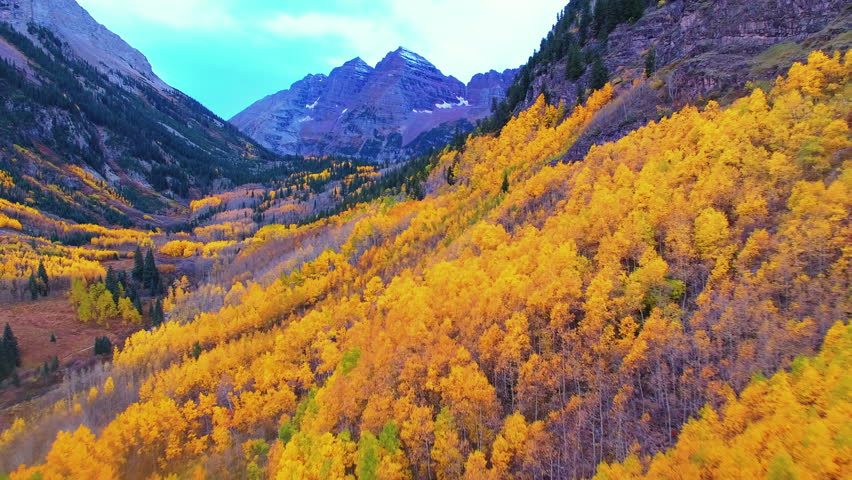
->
[76,0,568,119]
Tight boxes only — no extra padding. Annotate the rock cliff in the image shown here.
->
[499,0,850,161]
[0,0,167,89]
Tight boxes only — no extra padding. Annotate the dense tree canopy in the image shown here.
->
[5,51,850,480]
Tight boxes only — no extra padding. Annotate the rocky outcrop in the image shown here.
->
[518,0,849,164]
[605,0,849,104]
[467,69,517,107]
[231,48,518,161]
[0,0,167,90]
[526,0,849,110]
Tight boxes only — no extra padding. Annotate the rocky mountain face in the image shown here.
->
[0,0,283,226]
[602,0,849,104]
[536,0,849,108]
[0,0,166,90]
[231,48,517,162]
[508,0,850,161]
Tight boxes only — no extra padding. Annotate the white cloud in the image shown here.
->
[261,13,374,38]
[384,0,566,80]
[77,0,567,82]
[78,0,237,31]
[257,0,566,81]
[260,13,399,66]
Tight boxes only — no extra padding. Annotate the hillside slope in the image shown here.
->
[0,0,284,227]
[5,51,848,479]
[594,320,851,479]
[485,0,849,159]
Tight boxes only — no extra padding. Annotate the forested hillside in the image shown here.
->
[3,51,848,479]
[0,21,284,226]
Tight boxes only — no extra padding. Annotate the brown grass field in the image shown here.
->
[0,296,140,421]
[0,296,133,369]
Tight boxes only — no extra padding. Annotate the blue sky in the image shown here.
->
[76,0,568,119]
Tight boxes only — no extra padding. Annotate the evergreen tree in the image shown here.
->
[645,46,657,77]
[94,336,112,356]
[50,332,56,343]
[566,42,585,81]
[594,0,611,36]
[192,341,202,360]
[153,299,165,327]
[0,342,9,380]
[132,245,144,281]
[590,55,609,90]
[117,270,127,291]
[143,248,159,293]
[3,324,20,369]
[578,2,591,44]
[132,287,142,314]
[105,266,119,302]
[446,163,456,186]
[627,0,647,22]
[501,171,510,193]
[50,355,59,372]
[37,261,49,295]
[28,273,39,300]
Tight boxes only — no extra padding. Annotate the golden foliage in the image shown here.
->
[10,52,851,479]
[160,240,204,257]
[593,321,852,479]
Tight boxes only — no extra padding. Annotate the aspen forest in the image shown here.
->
[0,49,847,479]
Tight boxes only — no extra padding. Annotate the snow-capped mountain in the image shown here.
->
[231,47,517,161]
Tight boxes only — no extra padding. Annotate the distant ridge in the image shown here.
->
[231,47,517,162]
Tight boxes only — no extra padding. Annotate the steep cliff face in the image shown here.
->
[0,0,167,89]
[231,48,517,162]
[502,0,849,161]
[603,0,849,104]
[523,0,849,107]
[467,68,517,107]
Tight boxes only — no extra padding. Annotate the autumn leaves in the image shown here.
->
[8,51,850,479]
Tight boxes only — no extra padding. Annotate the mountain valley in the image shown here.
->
[0,0,848,479]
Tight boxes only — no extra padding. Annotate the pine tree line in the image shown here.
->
[133,246,161,296]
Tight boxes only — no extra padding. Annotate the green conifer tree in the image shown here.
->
[28,273,38,300]
[590,54,609,90]
[37,261,49,295]
[645,46,657,78]
[566,42,585,81]
[3,323,20,368]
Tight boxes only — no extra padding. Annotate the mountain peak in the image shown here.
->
[343,57,369,68]
[232,45,506,161]
[376,47,437,72]
[391,46,428,62]
[337,57,373,76]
